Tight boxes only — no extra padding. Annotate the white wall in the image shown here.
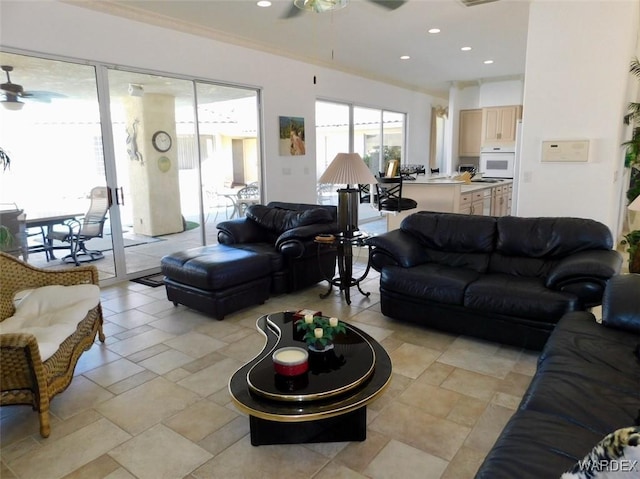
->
[518,0,639,233]
[479,80,523,107]
[0,1,434,205]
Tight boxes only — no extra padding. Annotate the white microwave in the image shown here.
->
[480,146,515,178]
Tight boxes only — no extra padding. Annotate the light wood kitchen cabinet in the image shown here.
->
[460,188,497,216]
[458,109,483,157]
[490,185,512,216]
[481,105,522,146]
[459,192,472,214]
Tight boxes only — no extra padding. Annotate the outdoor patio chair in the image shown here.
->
[236,184,260,217]
[47,186,110,265]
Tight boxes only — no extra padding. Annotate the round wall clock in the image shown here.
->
[152,130,172,152]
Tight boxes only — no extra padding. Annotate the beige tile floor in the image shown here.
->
[0,255,540,479]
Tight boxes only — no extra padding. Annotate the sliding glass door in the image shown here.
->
[0,49,262,282]
[106,70,262,277]
[0,51,117,279]
[107,69,200,277]
[196,82,260,244]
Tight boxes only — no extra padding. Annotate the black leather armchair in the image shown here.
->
[217,202,339,294]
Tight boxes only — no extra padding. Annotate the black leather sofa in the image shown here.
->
[368,211,622,349]
[475,273,640,478]
[217,201,339,294]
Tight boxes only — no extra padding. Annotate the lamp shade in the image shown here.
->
[318,153,377,185]
[629,195,640,212]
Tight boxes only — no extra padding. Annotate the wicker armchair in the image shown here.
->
[0,252,105,437]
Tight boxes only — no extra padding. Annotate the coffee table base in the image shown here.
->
[249,407,367,446]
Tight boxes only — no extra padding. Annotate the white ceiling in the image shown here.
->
[81,0,531,97]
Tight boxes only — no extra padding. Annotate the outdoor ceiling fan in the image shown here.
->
[284,0,406,18]
[0,65,65,111]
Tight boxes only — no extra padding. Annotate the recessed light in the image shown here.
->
[484,60,494,64]
[400,55,411,60]
[257,1,271,7]
[428,28,441,34]
[461,46,472,51]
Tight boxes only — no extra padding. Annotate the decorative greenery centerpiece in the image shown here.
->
[296,314,346,352]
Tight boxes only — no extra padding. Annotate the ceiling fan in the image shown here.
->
[0,65,65,111]
[283,0,406,18]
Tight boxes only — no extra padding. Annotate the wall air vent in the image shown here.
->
[459,0,500,6]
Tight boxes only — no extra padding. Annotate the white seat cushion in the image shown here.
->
[0,284,100,361]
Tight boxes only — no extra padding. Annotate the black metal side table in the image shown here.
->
[316,232,372,305]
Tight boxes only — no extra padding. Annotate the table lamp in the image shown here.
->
[318,153,377,236]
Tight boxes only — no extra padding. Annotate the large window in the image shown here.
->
[315,100,406,223]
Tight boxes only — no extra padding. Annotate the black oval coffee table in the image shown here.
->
[228,311,392,446]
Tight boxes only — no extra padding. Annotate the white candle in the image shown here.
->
[314,328,323,339]
[274,349,306,364]
[329,317,339,327]
[304,314,314,324]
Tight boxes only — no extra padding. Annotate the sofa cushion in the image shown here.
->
[401,211,497,256]
[247,205,333,234]
[522,312,640,434]
[488,252,556,279]
[496,216,614,258]
[422,248,492,273]
[464,274,578,321]
[475,410,603,479]
[224,243,285,272]
[160,245,272,290]
[0,284,100,361]
[381,264,480,305]
[267,201,337,222]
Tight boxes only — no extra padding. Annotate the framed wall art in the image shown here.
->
[279,116,306,156]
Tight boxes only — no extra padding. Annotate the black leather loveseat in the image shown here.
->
[216,201,339,294]
[475,274,640,478]
[368,211,622,349]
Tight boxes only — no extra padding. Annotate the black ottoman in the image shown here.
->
[161,245,271,319]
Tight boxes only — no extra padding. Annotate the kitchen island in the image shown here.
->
[382,177,513,230]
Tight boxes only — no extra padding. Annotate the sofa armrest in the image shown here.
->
[367,230,427,271]
[602,273,640,333]
[545,250,623,306]
[217,218,267,244]
[547,250,622,286]
[275,223,339,258]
